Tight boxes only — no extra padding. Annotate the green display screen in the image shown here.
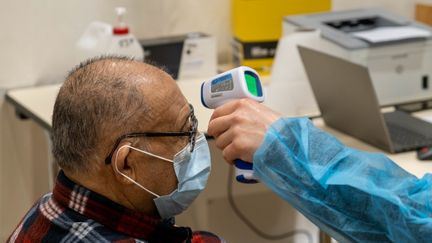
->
[244,72,262,97]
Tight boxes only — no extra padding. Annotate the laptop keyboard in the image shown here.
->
[386,122,432,149]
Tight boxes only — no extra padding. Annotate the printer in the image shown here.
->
[140,32,217,80]
[272,8,432,114]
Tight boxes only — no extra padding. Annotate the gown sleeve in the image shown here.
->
[253,117,432,242]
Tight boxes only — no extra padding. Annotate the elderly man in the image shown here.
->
[8,57,222,243]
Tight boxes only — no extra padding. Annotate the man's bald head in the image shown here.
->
[52,56,180,173]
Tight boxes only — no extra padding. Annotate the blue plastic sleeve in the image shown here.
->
[253,117,432,242]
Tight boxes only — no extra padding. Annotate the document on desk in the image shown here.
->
[352,26,432,43]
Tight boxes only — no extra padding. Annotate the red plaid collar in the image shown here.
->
[52,171,192,242]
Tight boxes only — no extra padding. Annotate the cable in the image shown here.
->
[227,166,313,243]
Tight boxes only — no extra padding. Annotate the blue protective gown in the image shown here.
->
[253,118,432,243]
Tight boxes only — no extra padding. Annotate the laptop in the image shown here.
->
[298,46,432,153]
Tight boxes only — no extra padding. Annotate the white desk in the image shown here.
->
[5,84,59,131]
[6,81,432,179]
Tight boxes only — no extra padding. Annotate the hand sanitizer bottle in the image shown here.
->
[76,7,144,62]
[107,7,144,61]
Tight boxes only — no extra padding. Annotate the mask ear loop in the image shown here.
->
[113,145,174,198]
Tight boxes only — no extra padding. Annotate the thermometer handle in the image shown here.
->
[234,159,259,184]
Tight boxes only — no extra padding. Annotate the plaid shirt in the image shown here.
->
[8,171,224,243]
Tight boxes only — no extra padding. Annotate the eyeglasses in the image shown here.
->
[104,104,198,164]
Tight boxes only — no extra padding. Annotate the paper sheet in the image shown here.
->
[352,26,432,43]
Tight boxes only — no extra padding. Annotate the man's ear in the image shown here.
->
[111,141,136,185]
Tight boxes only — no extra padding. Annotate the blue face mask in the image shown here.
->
[114,133,211,219]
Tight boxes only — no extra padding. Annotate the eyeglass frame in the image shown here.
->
[104,104,198,164]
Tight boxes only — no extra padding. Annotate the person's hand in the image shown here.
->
[207,99,282,164]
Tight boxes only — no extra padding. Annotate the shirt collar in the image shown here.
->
[52,170,167,240]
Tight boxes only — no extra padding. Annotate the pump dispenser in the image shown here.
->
[76,7,144,62]
[113,7,129,35]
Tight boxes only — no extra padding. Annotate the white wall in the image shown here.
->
[0,0,422,241]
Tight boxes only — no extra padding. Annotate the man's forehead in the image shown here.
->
[141,101,190,133]
[137,85,189,129]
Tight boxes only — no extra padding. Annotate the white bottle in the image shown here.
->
[75,7,144,62]
[106,7,144,61]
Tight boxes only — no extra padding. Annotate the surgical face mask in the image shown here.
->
[114,133,211,219]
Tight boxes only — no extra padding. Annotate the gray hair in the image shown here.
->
[52,56,151,173]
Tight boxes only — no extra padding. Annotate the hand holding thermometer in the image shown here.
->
[201,66,264,183]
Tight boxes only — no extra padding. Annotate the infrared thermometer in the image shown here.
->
[201,66,264,183]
